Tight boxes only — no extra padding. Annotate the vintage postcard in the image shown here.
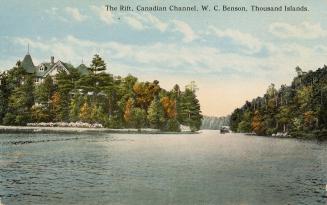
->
[0,0,326,204]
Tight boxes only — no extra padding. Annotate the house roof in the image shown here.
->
[21,54,35,74]
[35,63,52,77]
[21,54,88,77]
[62,62,74,69]
[77,64,90,75]
[42,60,70,77]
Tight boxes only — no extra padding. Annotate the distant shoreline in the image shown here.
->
[0,125,196,135]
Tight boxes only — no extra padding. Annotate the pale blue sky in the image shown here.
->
[1,0,327,115]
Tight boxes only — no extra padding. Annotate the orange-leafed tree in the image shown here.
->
[51,91,61,121]
[161,96,177,119]
[303,111,317,130]
[124,98,134,125]
[251,110,266,135]
[79,101,91,122]
[133,81,161,110]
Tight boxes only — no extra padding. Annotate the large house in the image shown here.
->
[20,52,89,84]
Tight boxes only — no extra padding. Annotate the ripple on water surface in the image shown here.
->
[0,131,326,205]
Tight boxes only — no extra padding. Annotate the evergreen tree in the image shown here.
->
[147,97,165,129]
[89,54,106,75]
[0,54,204,133]
[4,75,34,125]
[130,108,146,131]
[165,118,181,132]
[69,93,83,122]
[32,76,53,122]
[178,88,202,131]
[56,71,74,121]
[0,75,8,123]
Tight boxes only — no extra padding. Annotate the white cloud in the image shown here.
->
[45,7,69,22]
[65,7,88,22]
[172,20,198,43]
[123,16,144,31]
[121,13,168,32]
[90,5,114,25]
[269,22,327,39]
[6,36,272,75]
[208,26,263,54]
[87,8,169,32]
[10,35,327,82]
[87,10,195,43]
[143,13,168,32]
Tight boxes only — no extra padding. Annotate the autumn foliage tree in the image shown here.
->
[231,66,327,140]
[0,55,203,132]
[251,110,265,135]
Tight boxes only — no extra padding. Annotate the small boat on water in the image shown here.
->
[220,126,230,134]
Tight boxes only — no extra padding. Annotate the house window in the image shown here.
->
[40,65,45,71]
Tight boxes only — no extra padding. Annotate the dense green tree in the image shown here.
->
[237,110,252,132]
[4,75,34,125]
[0,76,8,122]
[89,54,106,75]
[1,61,28,123]
[178,88,202,131]
[32,76,54,122]
[230,108,243,132]
[69,93,83,122]
[231,66,327,140]
[130,108,147,131]
[165,118,181,132]
[276,106,292,132]
[55,71,74,121]
[0,55,203,132]
[147,97,165,129]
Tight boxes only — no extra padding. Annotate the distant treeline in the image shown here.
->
[230,66,327,140]
[201,116,230,130]
[0,54,202,131]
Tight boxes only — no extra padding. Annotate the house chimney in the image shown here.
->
[51,56,54,64]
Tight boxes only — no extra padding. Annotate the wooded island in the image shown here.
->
[0,53,202,132]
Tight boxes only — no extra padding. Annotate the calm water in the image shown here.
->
[0,130,326,205]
